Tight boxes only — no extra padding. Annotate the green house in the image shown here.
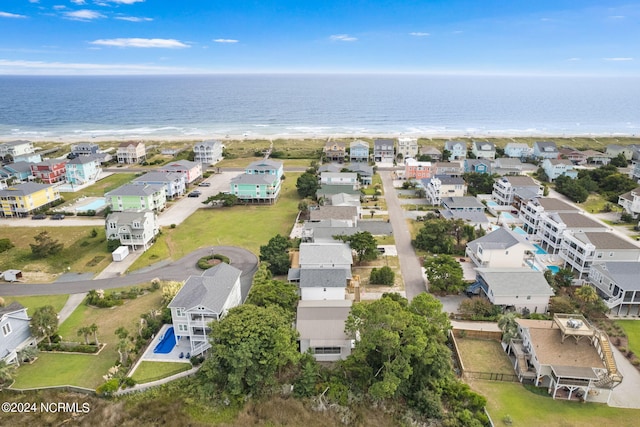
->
[105,184,167,212]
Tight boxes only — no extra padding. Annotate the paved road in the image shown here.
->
[0,246,258,300]
[380,170,427,299]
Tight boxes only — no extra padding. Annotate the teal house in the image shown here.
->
[230,159,283,204]
[105,184,167,212]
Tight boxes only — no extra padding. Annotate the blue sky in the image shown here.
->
[0,0,638,75]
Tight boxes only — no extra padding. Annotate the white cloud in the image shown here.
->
[452,30,464,34]
[70,0,86,5]
[609,15,625,19]
[604,57,633,61]
[0,11,27,19]
[0,59,199,75]
[409,32,430,37]
[115,16,153,22]
[103,0,145,4]
[64,10,105,21]
[567,57,581,61]
[90,38,189,48]
[213,39,238,43]
[330,34,357,42]
[53,5,67,10]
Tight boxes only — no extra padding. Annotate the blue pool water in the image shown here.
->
[153,327,176,354]
[486,201,498,207]
[77,198,106,211]
[513,227,528,236]
[501,212,515,220]
[547,265,560,275]
[533,244,548,255]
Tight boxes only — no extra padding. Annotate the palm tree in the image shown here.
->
[77,326,91,344]
[18,346,37,365]
[0,361,16,389]
[89,323,99,346]
[498,312,520,344]
[575,285,599,304]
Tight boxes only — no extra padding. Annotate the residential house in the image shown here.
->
[133,171,186,199]
[581,150,610,166]
[506,315,620,400]
[169,263,242,356]
[105,210,159,251]
[519,197,580,234]
[542,159,578,182]
[464,159,492,174]
[631,161,640,182]
[70,142,100,157]
[0,302,36,365]
[533,141,560,159]
[504,143,532,159]
[373,139,395,163]
[0,183,60,217]
[300,220,357,244]
[434,161,464,176]
[440,210,490,229]
[492,176,542,206]
[349,140,369,162]
[441,196,485,212]
[159,160,203,184]
[492,157,524,176]
[230,174,281,204]
[559,231,640,279]
[606,144,634,161]
[65,156,101,186]
[466,226,535,269]
[116,141,146,164]
[471,141,496,160]
[106,184,167,212]
[404,158,433,180]
[310,206,359,227]
[245,159,284,180]
[537,212,607,254]
[297,300,353,361]
[329,193,361,210]
[30,159,67,184]
[320,172,358,188]
[324,141,347,163]
[0,140,35,161]
[345,163,374,186]
[290,242,353,300]
[618,187,640,218]
[422,175,467,205]
[316,185,360,200]
[472,268,554,314]
[397,137,419,159]
[193,140,223,165]
[444,141,467,161]
[419,146,442,161]
[559,148,588,165]
[589,262,640,316]
[0,161,33,182]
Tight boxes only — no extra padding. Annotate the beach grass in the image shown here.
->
[0,226,112,275]
[13,285,163,389]
[579,194,620,214]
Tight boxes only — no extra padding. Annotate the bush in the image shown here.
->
[369,266,395,286]
[121,377,136,388]
[0,238,14,253]
[96,378,119,396]
[107,239,121,252]
[197,254,230,269]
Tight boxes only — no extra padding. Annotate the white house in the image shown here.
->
[0,302,36,365]
[133,171,186,199]
[473,268,554,314]
[320,172,358,188]
[65,155,102,187]
[618,187,640,218]
[533,141,559,159]
[373,139,395,163]
[492,176,542,206]
[105,210,159,251]
[606,144,634,161]
[297,300,353,361]
[542,159,578,182]
[504,143,532,159]
[519,197,579,235]
[589,262,640,316]
[444,141,467,161]
[168,263,242,356]
[193,140,223,165]
[422,175,467,205]
[116,141,146,164]
[471,141,496,160]
[536,212,607,254]
[397,137,419,159]
[466,226,535,269]
[290,242,353,300]
[349,140,369,162]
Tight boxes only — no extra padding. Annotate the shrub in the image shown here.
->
[121,377,136,388]
[0,238,14,253]
[107,239,121,252]
[170,223,177,229]
[96,378,119,396]
[369,266,395,286]
[197,254,229,269]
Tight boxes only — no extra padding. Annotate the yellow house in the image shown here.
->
[0,183,60,217]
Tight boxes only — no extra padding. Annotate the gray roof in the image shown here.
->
[551,365,598,380]
[106,210,153,225]
[330,193,361,207]
[534,197,579,212]
[534,141,558,152]
[494,157,523,168]
[310,206,358,222]
[441,196,485,210]
[67,156,98,165]
[445,140,467,150]
[345,163,373,176]
[467,227,533,252]
[619,187,640,202]
[230,174,275,185]
[107,184,163,197]
[350,140,369,149]
[0,182,53,196]
[247,159,282,170]
[161,160,200,169]
[297,300,352,342]
[546,158,573,166]
[592,262,640,291]
[572,232,640,250]
[299,268,351,288]
[299,243,353,266]
[500,175,538,187]
[4,161,32,174]
[374,138,395,149]
[440,210,490,224]
[168,263,241,312]
[133,171,185,183]
[316,185,360,198]
[0,301,25,317]
[424,175,465,185]
[195,140,222,148]
[318,163,343,173]
[420,146,441,155]
[514,187,541,201]
[551,212,605,229]
[473,141,495,151]
[321,172,357,180]
[477,268,554,297]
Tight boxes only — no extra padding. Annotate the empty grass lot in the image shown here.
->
[12,286,163,389]
[131,361,191,384]
[59,172,137,204]
[617,320,640,356]
[129,172,302,271]
[454,338,514,374]
[470,380,640,427]
[0,226,112,275]
[2,294,69,315]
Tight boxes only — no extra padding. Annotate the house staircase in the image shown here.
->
[594,330,623,388]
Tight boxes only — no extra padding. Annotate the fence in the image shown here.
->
[464,371,520,383]
[452,328,502,341]
[7,384,96,395]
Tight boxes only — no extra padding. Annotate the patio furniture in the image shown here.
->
[186,352,190,359]
[179,352,184,358]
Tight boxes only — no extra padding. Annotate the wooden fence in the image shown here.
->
[452,328,502,341]
[464,371,520,383]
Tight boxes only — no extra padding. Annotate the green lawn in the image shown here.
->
[455,338,514,375]
[12,286,163,389]
[579,194,620,214]
[617,320,640,356]
[129,173,302,270]
[131,361,191,383]
[0,226,112,276]
[59,172,137,205]
[470,380,640,427]
[2,294,69,315]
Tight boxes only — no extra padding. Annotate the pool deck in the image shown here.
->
[140,324,193,363]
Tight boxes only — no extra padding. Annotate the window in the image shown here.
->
[311,347,341,355]
[2,323,11,336]
[178,324,188,332]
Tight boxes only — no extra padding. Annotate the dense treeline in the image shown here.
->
[555,164,637,203]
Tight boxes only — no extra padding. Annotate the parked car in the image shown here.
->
[32,214,47,220]
[51,213,65,220]
[198,182,211,187]
[188,191,201,198]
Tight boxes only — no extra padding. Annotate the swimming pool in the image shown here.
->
[77,198,106,211]
[547,265,560,275]
[153,327,176,354]
[501,212,515,220]
[513,226,528,236]
[533,244,547,255]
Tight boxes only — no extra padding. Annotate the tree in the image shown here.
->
[610,153,628,167]
[89,323,99,345]
[0,360,16,389]
[203,192,238,207]
[423,255,465,294]
[77,326,91,344]
[246,265,299,319]
[259,234,291,275]
[459,297,500,319]
[498,312,520,343]
[462,172,498,196]
[554,176,589,203]
[369,266,395,286]
[296,172,319,198]
[199,304,300,397]
[335,231,378,264]
[30,305,58,345]
[414,218,455,254]
[553,268,574,288]
[0,238,14,253]
[29,231,64,258]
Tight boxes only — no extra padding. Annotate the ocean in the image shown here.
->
[0,74,639,140]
